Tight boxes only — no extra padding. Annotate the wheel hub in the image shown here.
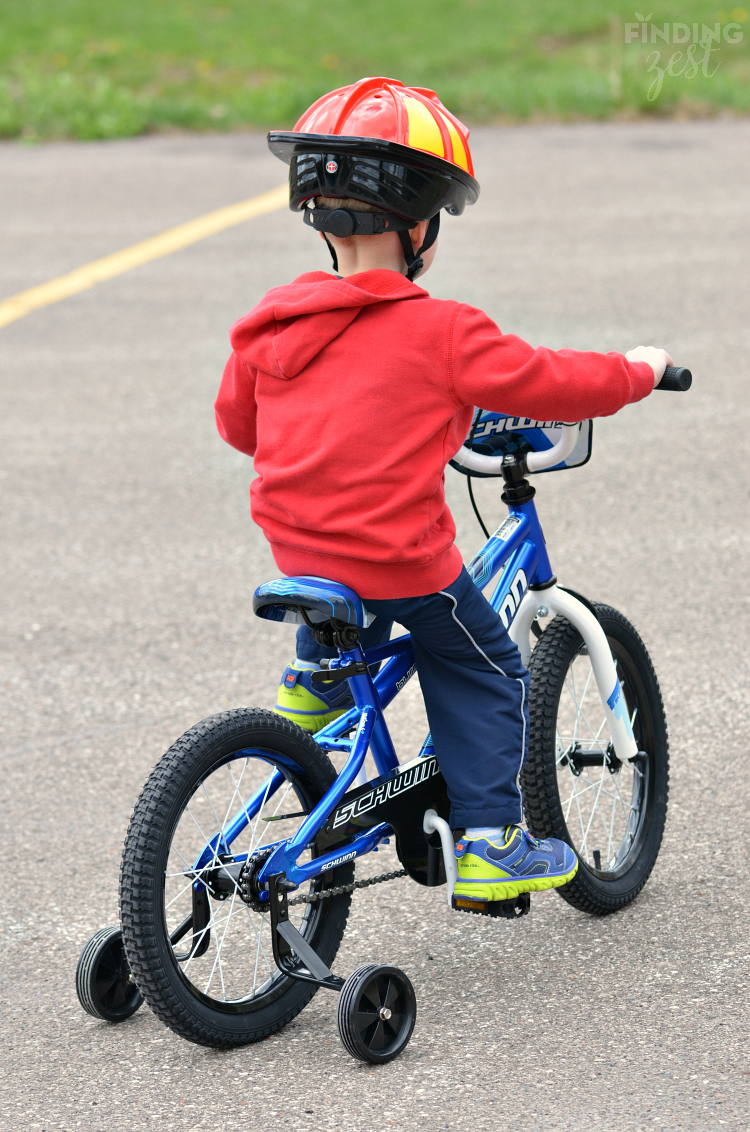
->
[188,853,243,901]
[560,740,622,776]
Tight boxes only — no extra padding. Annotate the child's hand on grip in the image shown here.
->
[625,346,673,388]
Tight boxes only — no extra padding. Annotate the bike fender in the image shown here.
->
[543,586,639,764]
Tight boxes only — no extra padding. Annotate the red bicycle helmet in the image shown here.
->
[268,77,480,278]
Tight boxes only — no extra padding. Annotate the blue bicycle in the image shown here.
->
[76,368,691,1063]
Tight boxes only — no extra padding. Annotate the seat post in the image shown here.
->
[339,641,399,775]
[337,641,372,710]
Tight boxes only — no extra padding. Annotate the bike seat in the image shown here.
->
[253,576,373,627]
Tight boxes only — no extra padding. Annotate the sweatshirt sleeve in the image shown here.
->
[449,305,655,420]
[214,352,258,457]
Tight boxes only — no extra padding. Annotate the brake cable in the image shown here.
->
[466,407,490,540]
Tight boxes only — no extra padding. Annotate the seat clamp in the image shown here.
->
[311,661,368,684]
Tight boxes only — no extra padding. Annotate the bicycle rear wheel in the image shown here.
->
[522,604,669,914]
[120,708,353,1047]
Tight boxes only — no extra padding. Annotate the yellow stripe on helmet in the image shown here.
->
[401,95,445,160]
[437,109,469,172]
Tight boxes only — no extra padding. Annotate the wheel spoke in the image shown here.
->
[575,701,603,744]
[108,982,127,1008]
[245,906,273,993]
[383,978,400,1010]
[577,767,609,858]
[184,805,223,874]
[575,662,595,716]
[201,781,226,847]
[95,974,118,995]
[367,1020,387,1051]
[182,919,211,964]
[164,876,198,913]
[360,986,381,1014]
[384,1012,403,1035]
[205,889,238,999]
[547,638,652,874]
[168,843,195,873]
[251,782,294,852]
[247,763,273,850]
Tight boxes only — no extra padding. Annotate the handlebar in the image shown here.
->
[655,365,692,391]
[452,422,580,475]
[525,424,580,472]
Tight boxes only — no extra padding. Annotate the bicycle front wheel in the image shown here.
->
[120,709,353,1047]
[522,604,669,914]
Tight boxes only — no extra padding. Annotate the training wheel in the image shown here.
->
[337,964,416,1064]
[76,926,143,1023]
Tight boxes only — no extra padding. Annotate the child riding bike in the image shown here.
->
[214,76,671,909]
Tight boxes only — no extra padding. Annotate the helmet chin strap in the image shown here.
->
[307,205,418,275]
[398,213,440,281]
[322,212,440,278]
[323,234,339,273]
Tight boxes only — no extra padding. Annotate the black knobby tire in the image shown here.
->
[76,926,144,1022]
[337,964,416,1064]
[522,604,669,914]
[120,708,354,1048]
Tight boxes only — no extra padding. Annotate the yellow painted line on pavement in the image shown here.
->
[0,182,288,330]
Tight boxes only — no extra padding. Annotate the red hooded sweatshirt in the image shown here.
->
[215,269,653,599]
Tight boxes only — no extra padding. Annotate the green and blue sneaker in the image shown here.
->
[453,826,578,904]
[273,661,354,732]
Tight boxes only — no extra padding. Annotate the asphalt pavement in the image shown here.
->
[1,120,749,1131]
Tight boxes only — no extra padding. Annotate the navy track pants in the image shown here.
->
[295,566,530,829]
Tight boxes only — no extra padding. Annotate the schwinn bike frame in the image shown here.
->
[203,427,640,901]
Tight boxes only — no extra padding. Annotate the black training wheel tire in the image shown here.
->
[523,603,669,915]
[76,926,144,1022]
[337,964,417,1064]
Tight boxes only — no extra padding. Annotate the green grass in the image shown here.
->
[1,0,748,140]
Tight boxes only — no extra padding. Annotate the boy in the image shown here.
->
[215,77,670,905]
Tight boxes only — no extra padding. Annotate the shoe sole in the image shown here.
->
[452,860,579,903]
[272,707,347,733]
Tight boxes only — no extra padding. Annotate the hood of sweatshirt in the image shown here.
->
[229,269,427,380]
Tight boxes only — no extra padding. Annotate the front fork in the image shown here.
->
[509,584,639,764]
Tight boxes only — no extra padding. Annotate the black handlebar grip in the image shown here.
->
[655,365,692,391]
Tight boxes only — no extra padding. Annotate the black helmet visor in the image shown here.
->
[268,131,480,222]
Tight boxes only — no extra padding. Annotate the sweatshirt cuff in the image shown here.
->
[627,360,656,403]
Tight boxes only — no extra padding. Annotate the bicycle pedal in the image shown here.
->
[451,893,530,919]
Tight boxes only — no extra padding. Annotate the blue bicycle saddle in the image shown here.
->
[253,576,373,627]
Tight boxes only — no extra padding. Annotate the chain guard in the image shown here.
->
[315,754,451,886]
